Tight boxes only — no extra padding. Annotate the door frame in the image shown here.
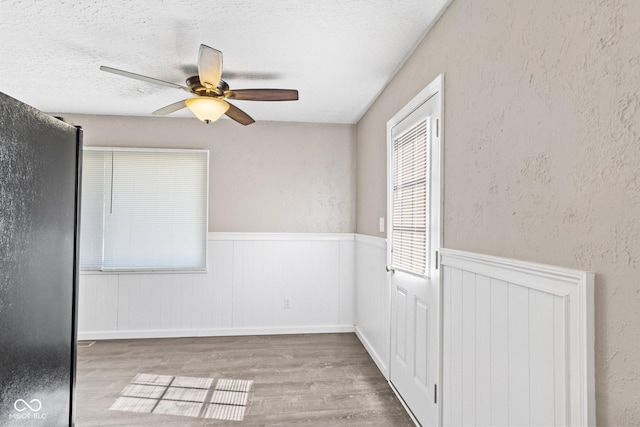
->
[386,74,444,426]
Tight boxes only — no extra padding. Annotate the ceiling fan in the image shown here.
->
[100,44,299,125]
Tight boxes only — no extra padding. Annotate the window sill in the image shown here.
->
[80,268,208,275]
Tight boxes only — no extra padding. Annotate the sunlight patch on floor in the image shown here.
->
[109,374,252,421]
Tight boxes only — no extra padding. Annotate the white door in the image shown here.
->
[387,78,442,426]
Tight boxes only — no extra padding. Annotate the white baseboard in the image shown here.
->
[355,325,389,380]
[78,324,355,341]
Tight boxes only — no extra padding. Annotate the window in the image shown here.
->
[80,147,208,271]
[391,119,429,276]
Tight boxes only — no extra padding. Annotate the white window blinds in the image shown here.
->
[391,119,429,276]
[79,148,208,271]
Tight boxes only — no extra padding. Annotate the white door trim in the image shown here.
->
[387,74,444,133]
[386,74,444,426]
[387,73,444,262]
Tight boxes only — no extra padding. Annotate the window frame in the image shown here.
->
[79,146,209,274]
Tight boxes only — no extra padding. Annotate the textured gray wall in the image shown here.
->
[61,114,356,233]
[356,0,640,424]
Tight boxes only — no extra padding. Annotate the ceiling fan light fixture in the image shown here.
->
[100,44,298,126]
[185,97,229,124]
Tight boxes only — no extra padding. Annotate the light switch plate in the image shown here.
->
[379,217,385,233]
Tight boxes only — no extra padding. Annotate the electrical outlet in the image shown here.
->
[284,297,292,309]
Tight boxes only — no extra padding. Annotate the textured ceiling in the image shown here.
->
[0,0,450,124]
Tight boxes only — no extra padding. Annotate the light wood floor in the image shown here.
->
[76,333,415,426]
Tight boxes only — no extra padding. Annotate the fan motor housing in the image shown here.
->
[186,76,229,96]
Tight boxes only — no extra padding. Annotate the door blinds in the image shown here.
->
[80,148,208,271]
[391,119,429,276]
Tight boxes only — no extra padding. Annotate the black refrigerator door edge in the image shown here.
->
[69,125,83,427]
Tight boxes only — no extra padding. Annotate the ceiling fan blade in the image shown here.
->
[152,100,187,116]
[198,44,223,89]
[225,102,255,126]
[222,70,283,80]
[100,66,190,91]
[225,89,299,101]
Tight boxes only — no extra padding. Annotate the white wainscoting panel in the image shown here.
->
[78,233,355,340]
[440,248,595,427]
[353,234,390,378]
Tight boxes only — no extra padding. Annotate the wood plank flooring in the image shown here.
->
[76,333,415,426]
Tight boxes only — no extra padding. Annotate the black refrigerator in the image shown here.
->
[0,91,81,426]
